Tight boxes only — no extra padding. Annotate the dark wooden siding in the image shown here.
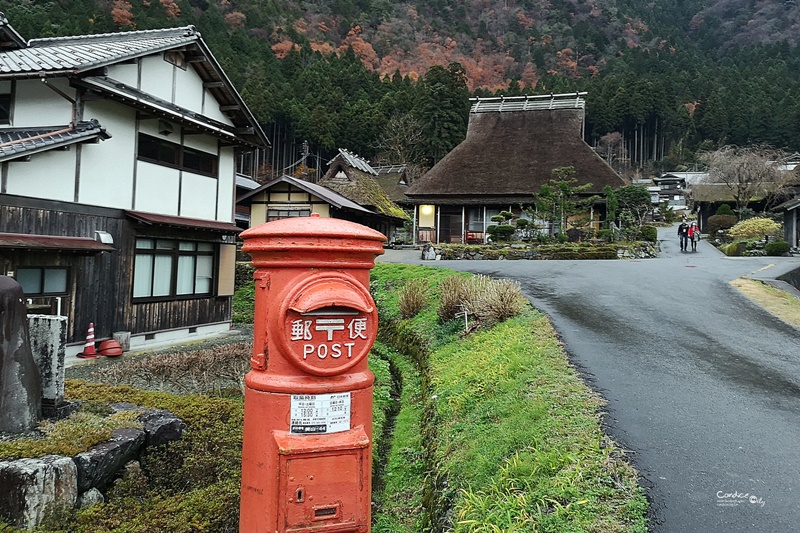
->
[0,196,231,344]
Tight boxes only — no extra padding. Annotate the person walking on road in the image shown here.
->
[688,222,699,252]
[678,221,689,252]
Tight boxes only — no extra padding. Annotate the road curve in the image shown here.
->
[380,230,800,532]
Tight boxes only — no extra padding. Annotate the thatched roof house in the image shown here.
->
[404,93,625,244]
[320,149,410,221]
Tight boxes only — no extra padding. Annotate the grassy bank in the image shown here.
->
[370,263,648,532]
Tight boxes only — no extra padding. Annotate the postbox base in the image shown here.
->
[240,387,373,533]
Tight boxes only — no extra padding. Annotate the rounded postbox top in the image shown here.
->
[241,214,386,268]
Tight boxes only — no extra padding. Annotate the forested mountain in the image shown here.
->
[3,0,799,179]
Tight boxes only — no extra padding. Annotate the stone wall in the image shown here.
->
[422,242,660,261]
[0,406,185,529]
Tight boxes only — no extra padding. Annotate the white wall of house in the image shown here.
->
[175,61,205,116]
[139,55,175,103]
[79,100,136,208]
[5,150,75,201]
[106,62,139,87]
[12,78,73,126]
[181,172,217,219]
[217,146,235,221]
[135,160,180,214]
[202,88,231,124]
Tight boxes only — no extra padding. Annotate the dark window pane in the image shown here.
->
[17,269,42,294]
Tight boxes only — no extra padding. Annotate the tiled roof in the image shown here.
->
[334,149,377,175]
[236,174,261,191]
[0,26,197,74]
[0,119,110,162]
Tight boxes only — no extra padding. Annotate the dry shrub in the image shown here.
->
[398,278,429,318]
[464,276,528,326]
[439,275,528,327]
[438,275,471,321]
[91,342,251,396]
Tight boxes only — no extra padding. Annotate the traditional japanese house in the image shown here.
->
[238,174,399,243]
[0,15,268,357]
[404,93,625,244]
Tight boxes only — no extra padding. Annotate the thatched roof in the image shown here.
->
[320,150,410,220]
[405,105,624,205]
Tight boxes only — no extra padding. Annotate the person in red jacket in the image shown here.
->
[688,221,699,252]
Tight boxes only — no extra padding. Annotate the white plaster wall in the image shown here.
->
[79,100,136,208]
[181,172,218,220]
[134,161,180,214]
[106,62,139,87]
[6,150,75,201]
[183,134,217,153]
[139,55,174,102]
[13,79,74,126]
[138,117,175,139]
[217,147,234,221]
[202,88,234,125]
[175,64,204,115]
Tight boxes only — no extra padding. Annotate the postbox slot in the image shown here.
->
[301,306,359,316]
[313,504,340,520]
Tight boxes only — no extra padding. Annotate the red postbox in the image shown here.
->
[239,214,385,533]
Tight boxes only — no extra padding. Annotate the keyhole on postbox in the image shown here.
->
[296,488,304,503]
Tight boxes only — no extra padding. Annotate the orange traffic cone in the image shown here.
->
[77,322,98,359]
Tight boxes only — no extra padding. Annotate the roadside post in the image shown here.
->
[239,213,385,533]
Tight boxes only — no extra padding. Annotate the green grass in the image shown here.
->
[370,263,648,533]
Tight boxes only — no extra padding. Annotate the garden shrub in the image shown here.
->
[639,225,658,242]
[232,282,255,324]
[707,214,738,239]
[715,204,735,216]
[727,217,782,240]
[487,224,515,242]
[234,262,255,291]
[398,278,429,318]
[765,239,790,256]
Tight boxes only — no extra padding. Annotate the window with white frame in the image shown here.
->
[133,238,215,299]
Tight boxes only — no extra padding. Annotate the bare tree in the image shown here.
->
[373,113,426,180]
[698,145,790,217]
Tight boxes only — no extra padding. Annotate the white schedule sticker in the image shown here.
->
[290,392,351,434]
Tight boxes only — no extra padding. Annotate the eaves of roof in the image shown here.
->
[73,76,258,146]
[125,210,241,234]
[0,232,114,253]
[0,119,110,162]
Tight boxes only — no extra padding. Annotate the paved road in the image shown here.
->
[380,230,800,532]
